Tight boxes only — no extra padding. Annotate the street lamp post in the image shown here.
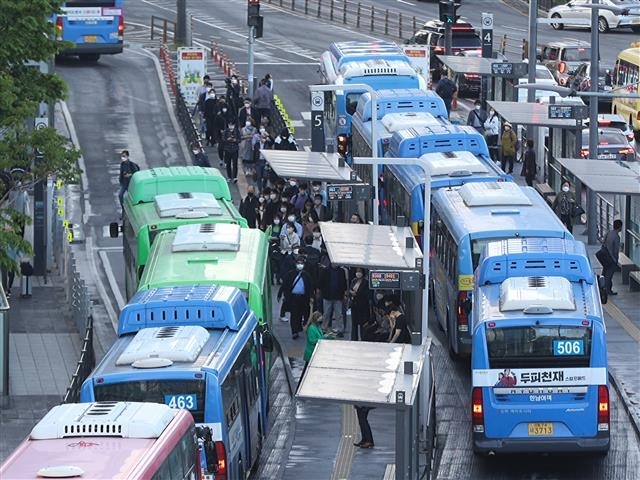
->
[309,84,379,224]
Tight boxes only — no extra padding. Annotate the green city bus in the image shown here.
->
[114,166,247,300]
[138,223,272,331]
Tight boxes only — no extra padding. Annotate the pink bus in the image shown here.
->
[0,402,202,480]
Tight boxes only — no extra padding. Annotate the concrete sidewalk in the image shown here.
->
[0,273,81,461]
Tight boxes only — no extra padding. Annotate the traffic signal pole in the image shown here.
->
[248,27,255,94]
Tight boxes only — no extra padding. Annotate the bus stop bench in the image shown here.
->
[619,253,639,285]
[629,271,640,292]
[535,183,556,206]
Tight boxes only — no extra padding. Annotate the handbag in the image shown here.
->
[571,203,585,218]
[595,245,613,268]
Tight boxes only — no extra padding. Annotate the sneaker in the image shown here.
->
[280,316,289,322]
[5,291,11,299]
[607,291,618,296]
[219,161,224,167]
[292,333,299,340]
[233,178,238,184]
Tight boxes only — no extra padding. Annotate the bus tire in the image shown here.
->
[447,312,459,360]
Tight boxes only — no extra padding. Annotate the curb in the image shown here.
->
[608,369,640,441]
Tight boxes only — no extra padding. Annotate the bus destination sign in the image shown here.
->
[370,271,401,289]
[547,104,589,120]
[327,183,372,201]
[491,62,528,78]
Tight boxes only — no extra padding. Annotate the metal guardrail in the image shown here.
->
[63,315,95,403]
[50,181,95,401]
[151,15,177,44]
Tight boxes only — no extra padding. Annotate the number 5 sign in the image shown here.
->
[311,91,325,152]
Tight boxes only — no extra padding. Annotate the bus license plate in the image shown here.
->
[84,35,98,42]
[528,423,553,436]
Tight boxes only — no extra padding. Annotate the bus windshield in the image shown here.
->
[486,325,592,369]
[94,379,206,422]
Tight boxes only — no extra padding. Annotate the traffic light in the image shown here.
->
[336,134,349,158]
[247,0,263,38]
[439,0,460,24]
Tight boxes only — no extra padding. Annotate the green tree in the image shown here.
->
[0,0,81,280]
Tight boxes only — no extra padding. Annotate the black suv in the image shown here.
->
[405,20,481,68]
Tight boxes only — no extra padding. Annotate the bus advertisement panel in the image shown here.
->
[54,1,124,61]
[612,46,640,141]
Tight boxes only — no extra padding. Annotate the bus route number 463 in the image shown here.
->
[165,394,197,410]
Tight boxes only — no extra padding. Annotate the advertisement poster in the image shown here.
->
[402,46,430,86]
[177,47,207,106]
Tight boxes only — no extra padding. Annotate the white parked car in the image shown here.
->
[517,64,558,102]
[548,0,640,33]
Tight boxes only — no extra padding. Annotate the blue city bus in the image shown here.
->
[54,1,124,61]
[80,285,268,480]
[430,182,573,358]
[351,88,449,158]
[383,149,510,246]
[319,41,427,137]
[471,237,609,455]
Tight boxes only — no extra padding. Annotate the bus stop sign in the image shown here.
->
[491,62,528,78]
[548,104,589,120]
[327,183,372,201]
[369,270,422,291]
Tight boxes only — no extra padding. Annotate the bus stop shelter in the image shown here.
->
[553,157,640,250]
[260,150,357,183]
[296,339,430,480]
[487,100,585,186]
[436,55,526,103]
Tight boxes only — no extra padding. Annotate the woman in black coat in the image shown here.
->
[348,267,370,341]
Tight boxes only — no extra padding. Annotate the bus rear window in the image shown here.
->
[486,325,592,368]
[94,379,206,422]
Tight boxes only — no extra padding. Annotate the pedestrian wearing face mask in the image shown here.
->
[239,185,260,228]
[291,183,310,212]
[262,189,279,228]
[118,150,140,211]
[311,180,328,206]
[466,100,488,135]
[500,122,518,174]
[213,99,233,167]
[191,143,211,168]
[240,118,257,176]
[203,88,219,146]
[278,256,314,339]
[274,128,298,151]
[483,108,501,162]
[552,180,577,233]
[238,97,259,127]
[222,119,241,183]
[348,267,370,341]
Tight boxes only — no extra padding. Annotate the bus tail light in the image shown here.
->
[472,387,484,432]
[598,385,610,431]
[214,441,228,480]
[456,291,471,332]
[55,17,63,41]
[118,14,124,40]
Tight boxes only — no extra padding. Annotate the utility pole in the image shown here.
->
[176,0,187,46]
[247,0,263,95]
[587,0,600,245]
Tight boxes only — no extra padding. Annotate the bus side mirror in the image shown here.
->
[262,329,274,352]
[109,221,120,238]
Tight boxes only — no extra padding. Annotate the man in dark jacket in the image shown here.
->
[239,185,260,228]
[278,256,314,339]
[273,128,298,151]
[222,119,241,183]
[317,261,348,332]
[118,150,139,210]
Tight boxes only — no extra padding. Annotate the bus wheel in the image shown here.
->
[79,54,100,62]
[447,315,459,361]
